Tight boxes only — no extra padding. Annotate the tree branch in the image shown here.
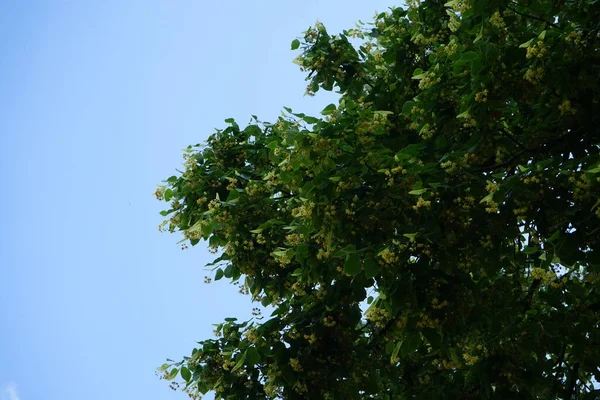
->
[470,133,571,172]
[523,278,541,313]
[549,343,567,399]
[500,128,526,150]
[565,361,580,399]
[506,5,560,29]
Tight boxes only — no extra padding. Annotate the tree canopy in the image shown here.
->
[156,0,600,398]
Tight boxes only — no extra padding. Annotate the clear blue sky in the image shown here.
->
[0,1,393,399]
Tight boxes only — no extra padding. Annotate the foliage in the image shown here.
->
[156,0,600,398]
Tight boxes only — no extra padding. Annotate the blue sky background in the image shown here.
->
[0,1,394,399]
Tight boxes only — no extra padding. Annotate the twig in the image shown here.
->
[471,149,528,172]
[506,5,560,29]
[500,128,526,150]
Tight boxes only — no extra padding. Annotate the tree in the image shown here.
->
[155,1,600,398]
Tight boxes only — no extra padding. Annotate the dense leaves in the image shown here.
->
[156,0,600,398]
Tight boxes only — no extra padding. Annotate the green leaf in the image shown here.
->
[232,352,247,372]
[396,143,425,158]
[460,51,478,60]
[215,268,224,281]
[449,348,461,365]
[480,193,494,204]
[345,253,362,276]
[402,101,415,116]
[246,347,260,365]
[364,256,379,279]
[342,244,357,253]
[412,68,423,77]
[385,341,395,355]
[261,296,272,307]
[164,189,173,202]
[321,103,337,115]
[408,189,428,195]
[401,332,422,356]
[157,363,170,372]
[519,38,534,48]
[547,230,561,243]
[180,367,191,382]
[291,39,300,50]
[303,116,320,124]
[523,246,538,255]
[167,368,178,381]
[391,341,402,362]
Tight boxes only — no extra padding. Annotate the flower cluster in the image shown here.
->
[489,11,506,30]
[291,202,314,218]
[531,267,557,284]
[474,89,488,103]
[526,41,547,59]
[558,99,577,115]
[418,72,442,90]
[378,247,400,265]
[365,306,390,328]
[413,197,432,211]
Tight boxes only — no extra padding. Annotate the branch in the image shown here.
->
[549,343,567,399]
[523,278,541,313]
[506,5,560,29]
[500,128,526,150]
[470,133,571,172]
[471,149,528,172]
[565,361,580,399]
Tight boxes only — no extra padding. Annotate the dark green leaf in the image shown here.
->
[303,116,320,124]
[215,268,224,281]
[386,341,395,355]
[523,246,538,255]
[345,253,362,276]
[246,347,260,365]
[180,366,191,382]
[401,332,421,356]
[402,101,415,116]
[364,256,379,279]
